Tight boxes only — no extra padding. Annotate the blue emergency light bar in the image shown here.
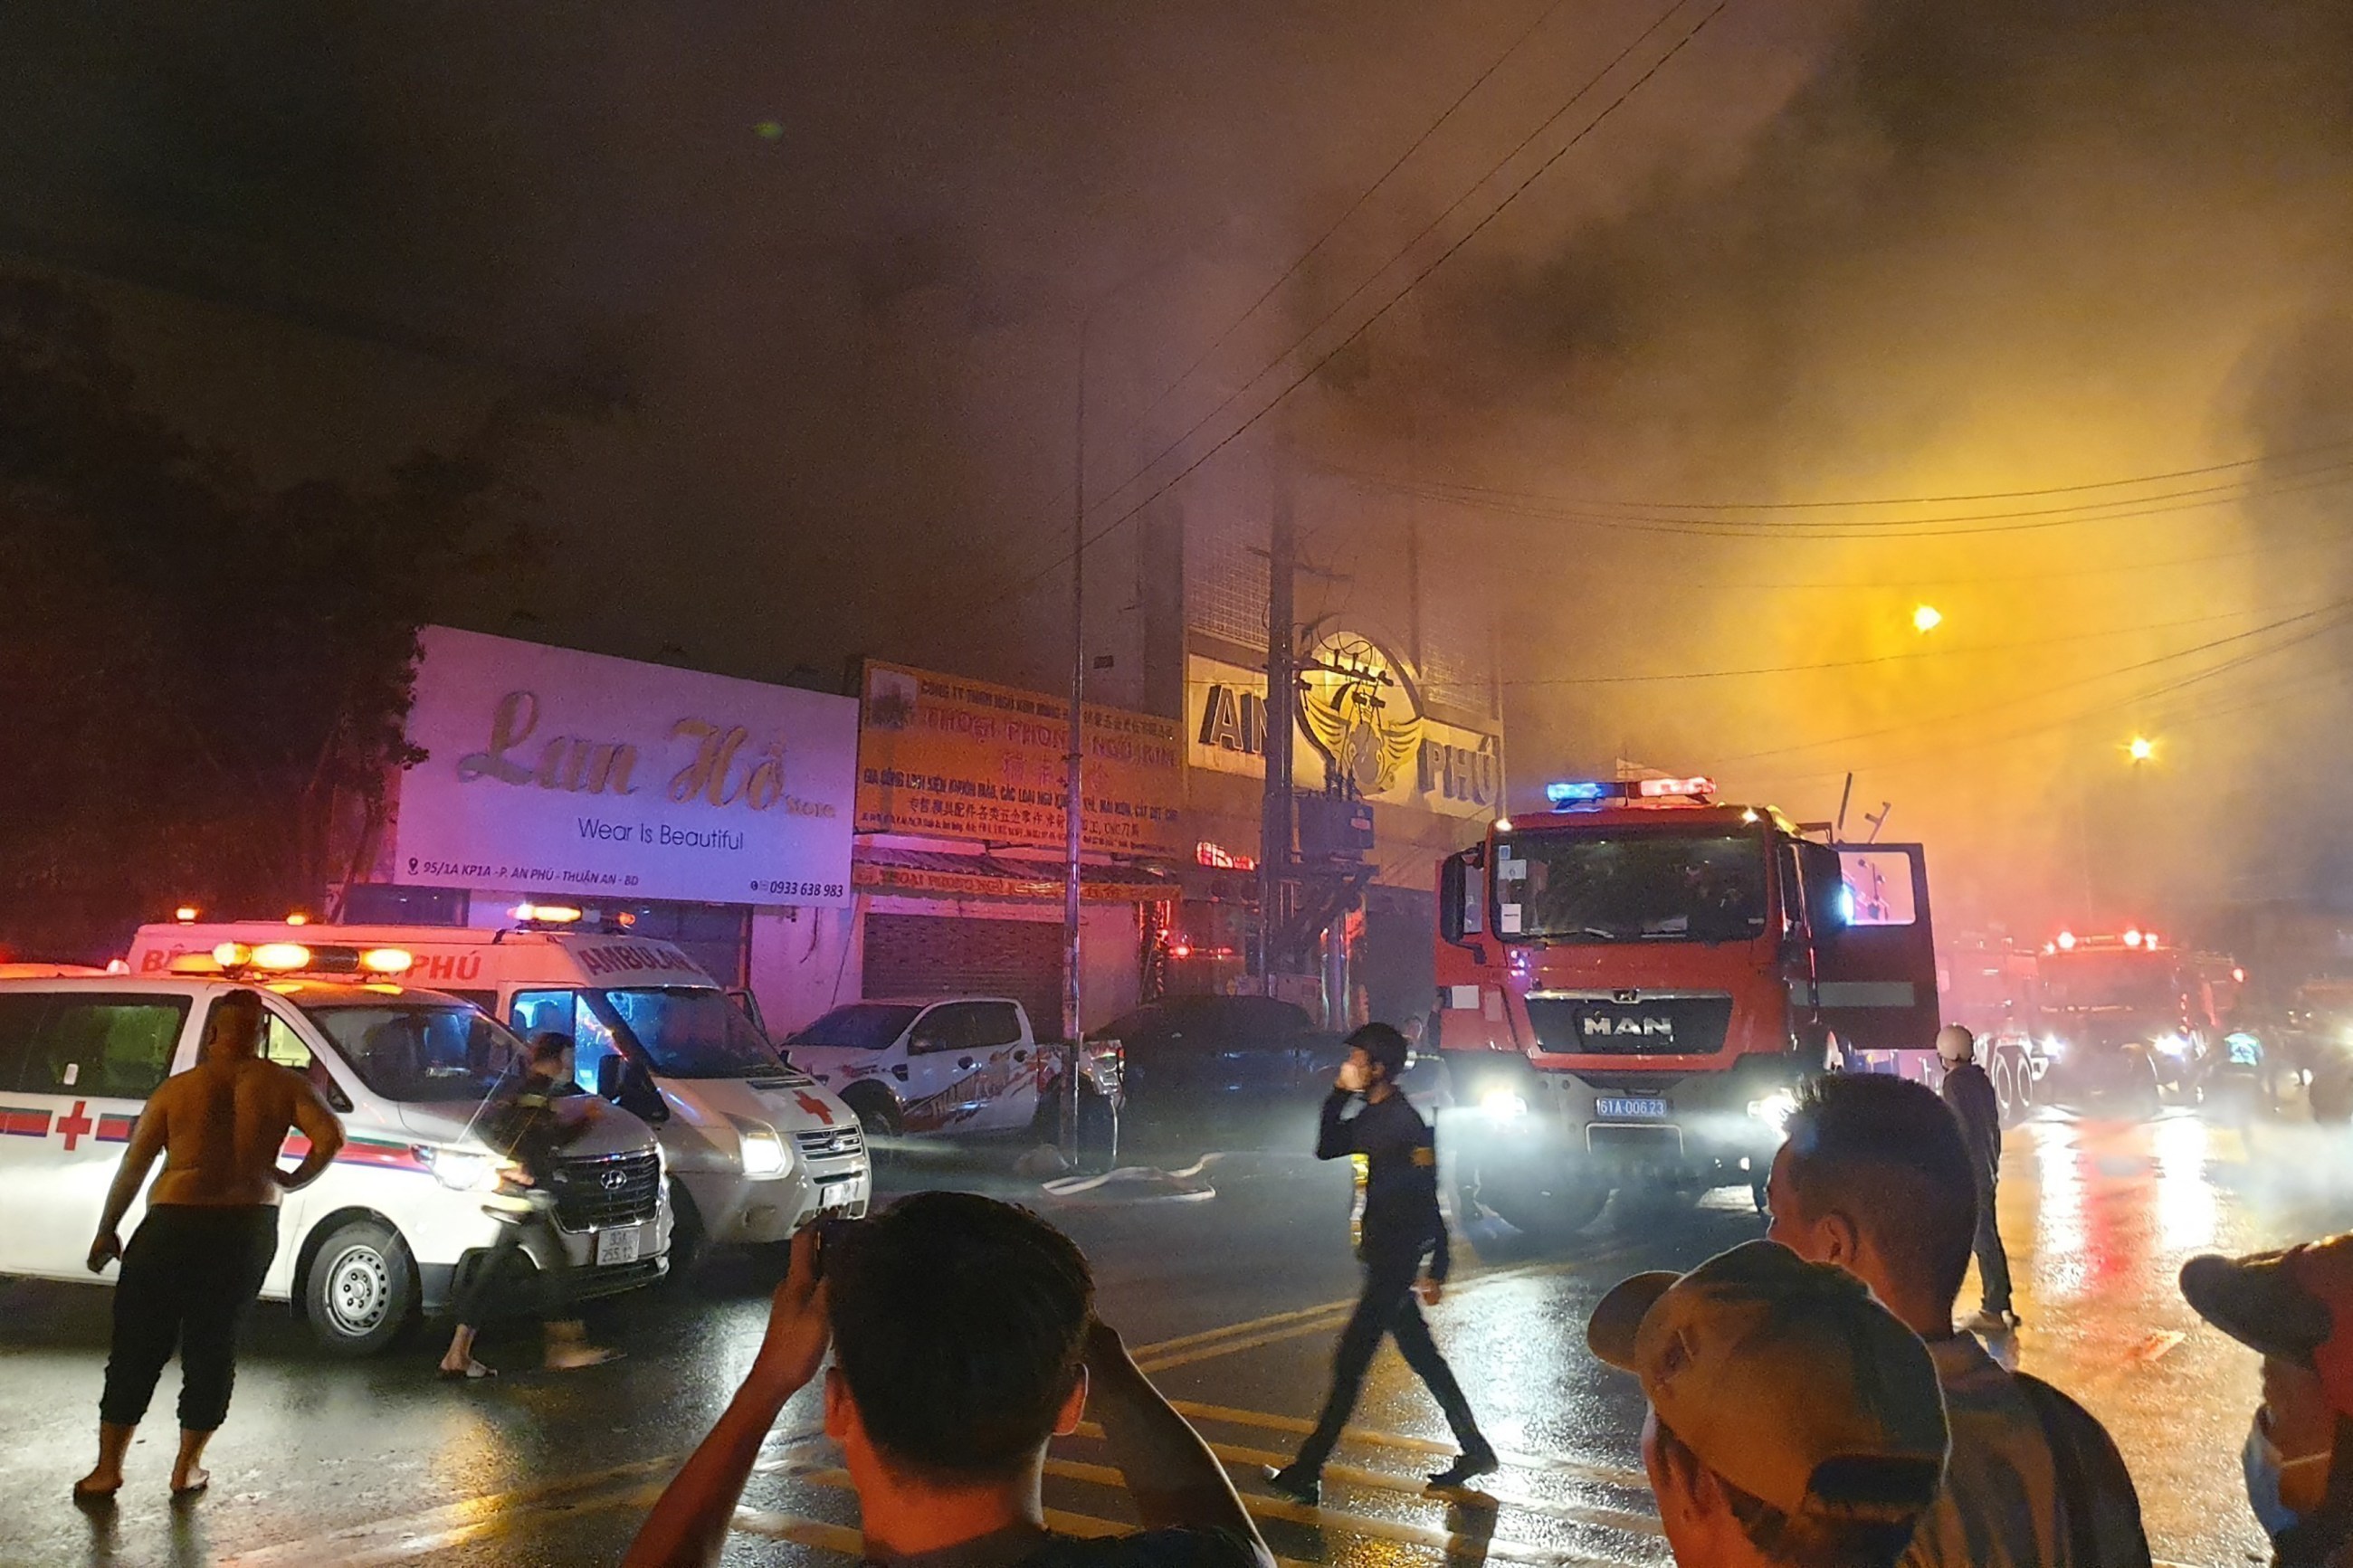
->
[1543,775,1716,809]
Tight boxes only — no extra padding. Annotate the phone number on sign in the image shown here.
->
[748,879,845,899]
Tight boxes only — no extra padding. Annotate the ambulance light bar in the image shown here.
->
[171,943,414,979]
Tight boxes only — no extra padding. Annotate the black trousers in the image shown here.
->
[1294,1252,1486,1473]
[100,1204,281,1432]
[1974,1176,2015,1315]
[451,1203,575,1328]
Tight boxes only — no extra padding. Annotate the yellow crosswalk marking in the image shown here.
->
[1162,1402,1648,1488]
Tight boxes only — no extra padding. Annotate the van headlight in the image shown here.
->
[2154,1031,2192,1060]
[727,1115,789,1179]
[1478,1087,1529,1123]
[1747,1088,1800,1134]
[420,1146,500,1192]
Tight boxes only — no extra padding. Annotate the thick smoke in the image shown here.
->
[1318,0,2353,937]
[5,0,2351,942]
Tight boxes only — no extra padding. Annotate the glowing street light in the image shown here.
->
[1911,604,1943,633]
[2127,736,2156,764]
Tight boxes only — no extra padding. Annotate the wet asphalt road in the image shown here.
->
[4,1105,2348,1568]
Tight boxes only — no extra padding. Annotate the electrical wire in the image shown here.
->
[1719,599,2353,769]
[945,1,1729,624]
[1328,434,2353,516]
[1500,603,2279,687]
[1342,458,2353,539]
[1128,0,1579,437]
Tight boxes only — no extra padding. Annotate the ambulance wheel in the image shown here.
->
[843,1084,901,1140]
[304,1219,416,1357]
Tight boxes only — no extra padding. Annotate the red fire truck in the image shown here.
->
[1434,775,1941,1236]
[2033,927,2242,1112]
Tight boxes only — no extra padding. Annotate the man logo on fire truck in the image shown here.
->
[1434,774,1942,1239]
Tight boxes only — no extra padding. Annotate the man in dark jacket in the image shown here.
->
[1939,1023,2016,1334]
[1266,1023,1494,1505]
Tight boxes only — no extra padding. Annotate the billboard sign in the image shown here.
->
[856,661,1185,857]
[394,627,858,906]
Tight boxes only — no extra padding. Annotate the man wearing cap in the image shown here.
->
[1767,1071,2148,1568]
[2184,1236,2353,1566]
[1588,1240,1950,1568]
[1939,1023,2017,1334]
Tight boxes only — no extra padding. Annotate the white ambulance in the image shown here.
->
[130,911,871,1264]
[0,943,671,1354]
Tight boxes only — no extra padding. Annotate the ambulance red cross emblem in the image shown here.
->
[56,1100,95,1151]
[794,1091,835,1126]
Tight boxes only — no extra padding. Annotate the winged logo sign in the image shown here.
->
[1187,635,1500,819]
[1297,634,1421,795]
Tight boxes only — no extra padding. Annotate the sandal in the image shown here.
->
[438,1359,498,1381]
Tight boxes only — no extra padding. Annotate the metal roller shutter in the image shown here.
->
[862,914,1067,1041]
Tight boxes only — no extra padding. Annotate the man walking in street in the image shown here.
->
[75,989,346,1503]
[1939,1023,2017,1333]
[1266,1022,1495,1504]
[1587,1240,1949,1568]
[1767,1071,2148,1567]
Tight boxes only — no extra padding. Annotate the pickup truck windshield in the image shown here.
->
[595,987,783,1079]
[305,1002,528,1103]
[792,1003,923,1050]
[1500,826,1767,944]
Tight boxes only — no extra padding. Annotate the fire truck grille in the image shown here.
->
[1525,994,1734,1057]
[550,1149,662,1231]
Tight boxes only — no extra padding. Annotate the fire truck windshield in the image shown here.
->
[2041,951,2176,1012]
[1498,826,1767,944]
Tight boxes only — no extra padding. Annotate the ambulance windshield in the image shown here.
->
[305,1002,529,1103]
[594,987,783,1079]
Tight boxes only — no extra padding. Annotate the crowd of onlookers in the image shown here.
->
[615,1017,2353,1568]
[83,995,2346,1567]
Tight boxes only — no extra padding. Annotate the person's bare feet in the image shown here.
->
[169,1466,209,1499]
[545,1343,620,1372]
[71,1468,122,1505]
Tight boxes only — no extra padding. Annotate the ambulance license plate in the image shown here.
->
[1595,1097,1669,1119]
[595,1227,643,1266]
[818,1180,859,1212]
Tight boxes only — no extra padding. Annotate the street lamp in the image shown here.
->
[2127,736,2156,764]
[1911,604,1944,634]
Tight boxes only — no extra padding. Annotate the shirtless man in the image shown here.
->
[74,988,346,1503]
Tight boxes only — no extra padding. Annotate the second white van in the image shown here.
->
[131,915,872,1264]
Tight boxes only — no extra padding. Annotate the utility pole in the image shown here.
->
[1257,461,1296,992]
[1061,318,1088,1162]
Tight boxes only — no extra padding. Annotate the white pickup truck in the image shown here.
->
[784,996,1120,1153]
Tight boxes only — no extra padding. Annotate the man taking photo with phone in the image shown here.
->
[624,1193,1272,1568]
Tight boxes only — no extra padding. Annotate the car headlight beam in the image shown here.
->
[421,1146,500,1192]
[727,1114,789,1178]
[1478,1087,1529,1123]
[1746,1088,1800,1134]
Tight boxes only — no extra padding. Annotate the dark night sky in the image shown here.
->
[8,0,2353,932]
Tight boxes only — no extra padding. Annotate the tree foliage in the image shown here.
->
[0,273,536,960]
